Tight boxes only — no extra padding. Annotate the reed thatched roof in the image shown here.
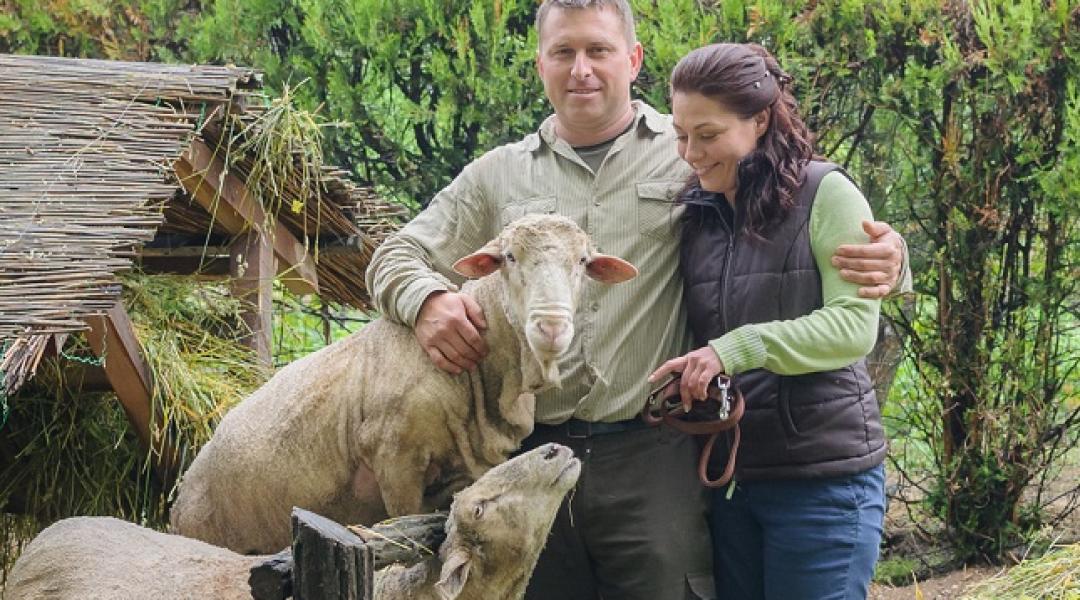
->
[0,54,404,345]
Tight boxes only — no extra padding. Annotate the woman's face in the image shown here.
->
[671,91,768,199]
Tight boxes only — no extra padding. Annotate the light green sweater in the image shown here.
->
[709,171,884,376]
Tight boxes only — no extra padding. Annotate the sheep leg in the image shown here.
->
[375,454,428,517]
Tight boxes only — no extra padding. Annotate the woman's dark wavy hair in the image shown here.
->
[670,43,815,238]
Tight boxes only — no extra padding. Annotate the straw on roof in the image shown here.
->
[0,55,259,339]
[0,54,406,398]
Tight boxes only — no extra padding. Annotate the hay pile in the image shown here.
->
[0,272,269,579]
[963,543,1080,599]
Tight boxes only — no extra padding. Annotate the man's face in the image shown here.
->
[536,6,642,135]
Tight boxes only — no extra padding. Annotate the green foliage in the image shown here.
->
[183,0,546,207]
[0,0,194,59]
[779,0,1080,560]
[873,555,920,587]
[272,284,371,366]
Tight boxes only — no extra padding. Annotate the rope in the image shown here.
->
[61,348,106,367]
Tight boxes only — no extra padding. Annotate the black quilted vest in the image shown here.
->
[680,161,886,481]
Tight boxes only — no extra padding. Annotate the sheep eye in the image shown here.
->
[473,504,484,519]
[505,252,516,264]
[579,256,588,265]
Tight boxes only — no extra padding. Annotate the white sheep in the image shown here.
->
[373,442,581,599]
[170,214,636,553]
[4,443,581,600]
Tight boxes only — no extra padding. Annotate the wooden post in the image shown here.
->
[84,302,181,485]
[231,229,274,366]
[250,510,447,600]
[291,508,373,600]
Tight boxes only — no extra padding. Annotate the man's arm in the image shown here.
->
[365,164,494,374]
[833,221,912,299]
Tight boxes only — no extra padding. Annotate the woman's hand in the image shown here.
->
[649,347,725,411]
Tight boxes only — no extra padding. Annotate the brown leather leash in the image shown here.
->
[641,373,744,488]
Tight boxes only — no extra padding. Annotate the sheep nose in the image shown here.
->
[537,319,568,343]
[543,443,562,460]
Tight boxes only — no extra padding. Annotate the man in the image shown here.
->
[366,2,908,598]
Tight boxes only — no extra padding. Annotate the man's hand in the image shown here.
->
[648,347,725,411]
[415,291,488,375]
[833,220,904,299]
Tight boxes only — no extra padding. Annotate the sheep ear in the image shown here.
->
[586,254,638,283]
[436,548,472,600]
[453,240,503,279]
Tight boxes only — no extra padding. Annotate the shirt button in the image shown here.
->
[592,303,600,311]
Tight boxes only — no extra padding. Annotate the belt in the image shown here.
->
[536,417,651,439]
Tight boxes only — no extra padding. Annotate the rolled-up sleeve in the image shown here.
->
[365,163,495,326]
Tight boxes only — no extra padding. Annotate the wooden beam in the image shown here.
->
[84,302,181,485]
[139,255,231,277]
[231,229,274,366]
[139,245,230,258]
[174,138,319,296]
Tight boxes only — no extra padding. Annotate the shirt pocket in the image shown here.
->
[501,194,557,228]
[636,180,684,241]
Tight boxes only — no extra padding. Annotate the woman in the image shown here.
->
[649,43,886,600]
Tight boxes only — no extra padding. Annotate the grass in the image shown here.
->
[874,556,922,587]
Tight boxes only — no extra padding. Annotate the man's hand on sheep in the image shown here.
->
[832,220,906,299]
[416,291,489,374]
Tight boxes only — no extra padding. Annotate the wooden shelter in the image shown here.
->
[0,54,405,479]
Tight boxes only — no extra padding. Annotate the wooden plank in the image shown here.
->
[175,138,319,296]
[139,256,231,277]
[84,302,181,484]
[231,230,273,366]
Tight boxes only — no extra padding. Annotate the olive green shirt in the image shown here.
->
[366,101,692,424]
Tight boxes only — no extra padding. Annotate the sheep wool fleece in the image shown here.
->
[366,101,714,599]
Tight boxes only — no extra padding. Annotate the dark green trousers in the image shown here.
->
[520,422,715,600]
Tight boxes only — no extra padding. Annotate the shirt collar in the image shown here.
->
[529,100,665,153]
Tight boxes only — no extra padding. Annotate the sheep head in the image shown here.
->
[453,214,636,389]
[434,443,581,600]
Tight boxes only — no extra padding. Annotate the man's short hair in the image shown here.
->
[535,0,637,48]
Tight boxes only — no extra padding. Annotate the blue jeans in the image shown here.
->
[710,465,885,600]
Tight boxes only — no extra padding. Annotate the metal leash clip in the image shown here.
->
[714,375,731,421]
